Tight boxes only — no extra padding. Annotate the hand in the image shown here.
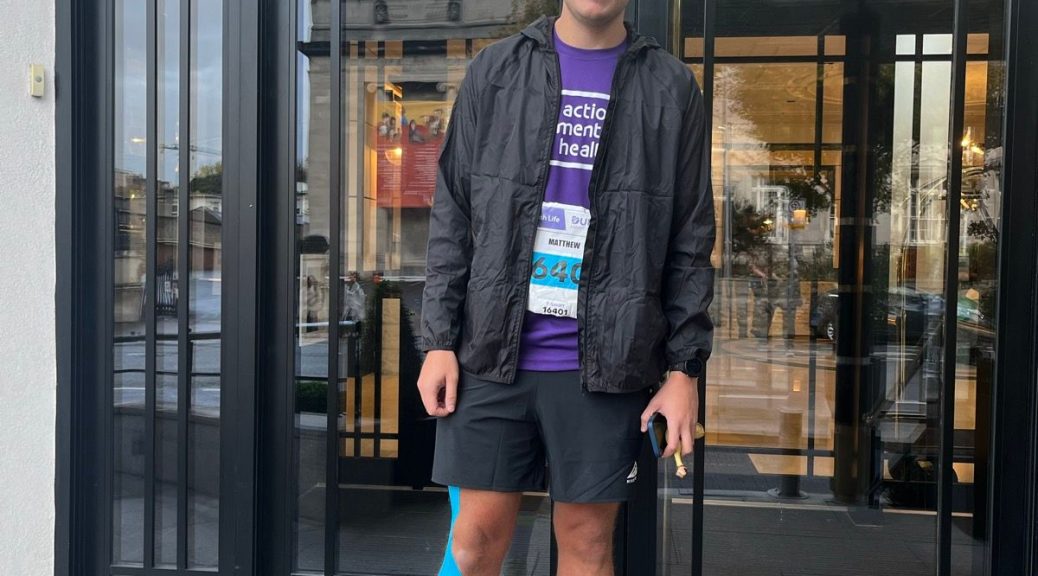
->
[640,371,699,458]
[417,350,459,417]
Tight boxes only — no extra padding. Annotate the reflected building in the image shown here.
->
[298,0,512,287]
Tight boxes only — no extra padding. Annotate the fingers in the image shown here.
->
[679,423,694,457]
[662,416,680,458]
[444,370,458,414]
[418,378,441,416]
[640,400,660,433]
[418,351,459,418]
[417,368,450,417]
[418,377,442,416]
[428,393,451,418]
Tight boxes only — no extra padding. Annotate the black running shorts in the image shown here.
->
[431,370,650,503]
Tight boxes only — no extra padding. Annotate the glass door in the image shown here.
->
[108,0,225,572]
[278,1,555,573]
[262,1,1012,574]
[663,0,1009,575]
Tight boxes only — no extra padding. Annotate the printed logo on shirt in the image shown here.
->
[549,89,610,172]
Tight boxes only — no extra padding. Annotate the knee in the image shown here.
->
[451,523,507,574]
[554,514,614,563]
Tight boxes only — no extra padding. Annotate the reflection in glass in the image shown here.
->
[112,0,147,565]
[335,24,554,576]
[154,0,180,566]
[284,2,1011,574]
[293,0,329,569]
[187,0,223,568]
[336,34,500,574]
[950,15,1006,576]
[289,0,551,573]
[671,0,1012,573]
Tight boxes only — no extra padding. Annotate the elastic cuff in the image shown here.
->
[665,347,710,367]
[421,337,457,352]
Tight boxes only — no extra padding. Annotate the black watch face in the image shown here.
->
[686,358,704,376]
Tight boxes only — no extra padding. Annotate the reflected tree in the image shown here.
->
[190,161,223,196]
[510,0,559,31]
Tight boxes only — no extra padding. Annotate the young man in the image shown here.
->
[418,1,714,574]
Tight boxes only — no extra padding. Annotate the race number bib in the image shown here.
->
[527,202,590,319]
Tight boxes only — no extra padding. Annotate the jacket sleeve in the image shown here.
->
[420,56,482,352]
[662,76,716,366]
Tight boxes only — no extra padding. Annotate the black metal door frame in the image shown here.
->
[989,0,1038,572]
[56,0,107,573]
[250,0,680,573]
[55,0,260,574]
[254,0,297,571]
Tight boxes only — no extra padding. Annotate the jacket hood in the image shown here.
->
[520,15,660,52]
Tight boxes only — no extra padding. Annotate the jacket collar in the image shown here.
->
[521,15,659,53]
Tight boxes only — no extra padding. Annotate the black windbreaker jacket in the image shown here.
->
[421,16,715,393]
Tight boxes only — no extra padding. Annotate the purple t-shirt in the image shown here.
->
[516,31,626,371]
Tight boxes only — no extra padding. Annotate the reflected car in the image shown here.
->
[810,287,991,344]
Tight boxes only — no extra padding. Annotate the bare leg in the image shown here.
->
[553,501,619,576]
[451,489,522,576]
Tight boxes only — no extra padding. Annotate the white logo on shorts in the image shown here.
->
[626,461,638,484]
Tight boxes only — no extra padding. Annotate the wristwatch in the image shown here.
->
[669,357,704,378]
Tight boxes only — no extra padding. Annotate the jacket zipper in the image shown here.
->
[510,34,643,388]
[578,50,634,391]
[509,46,564,383]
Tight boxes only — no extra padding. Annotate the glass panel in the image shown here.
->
[684,37,704,59]
[337,6,555,572]
[825,35,847,56]
[966,33,989,56]
[822,62,844,144]
[336,27,454,568]
[112,0,147,565]
[154,0,180,566]
[951,3,1006,573]
[677,1,986,574]
[154,414,178,569]
[897,34,917,56]
[924,33,954,55]
[716,35,818,57]
[293,0,329,569]
[188,0,223,568]
[287,1,551,573]
[716,62,821,145]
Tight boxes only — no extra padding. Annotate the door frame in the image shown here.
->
[56,0,107,573]
[989,0,1038,572]
[660,0,1038,575]
[251,0,679,574]
[55,0,260,573]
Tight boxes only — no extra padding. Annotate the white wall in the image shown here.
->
[0,0,57,573]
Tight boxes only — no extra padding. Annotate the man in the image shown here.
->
[341,271,366,323]
[418,1,714,574]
